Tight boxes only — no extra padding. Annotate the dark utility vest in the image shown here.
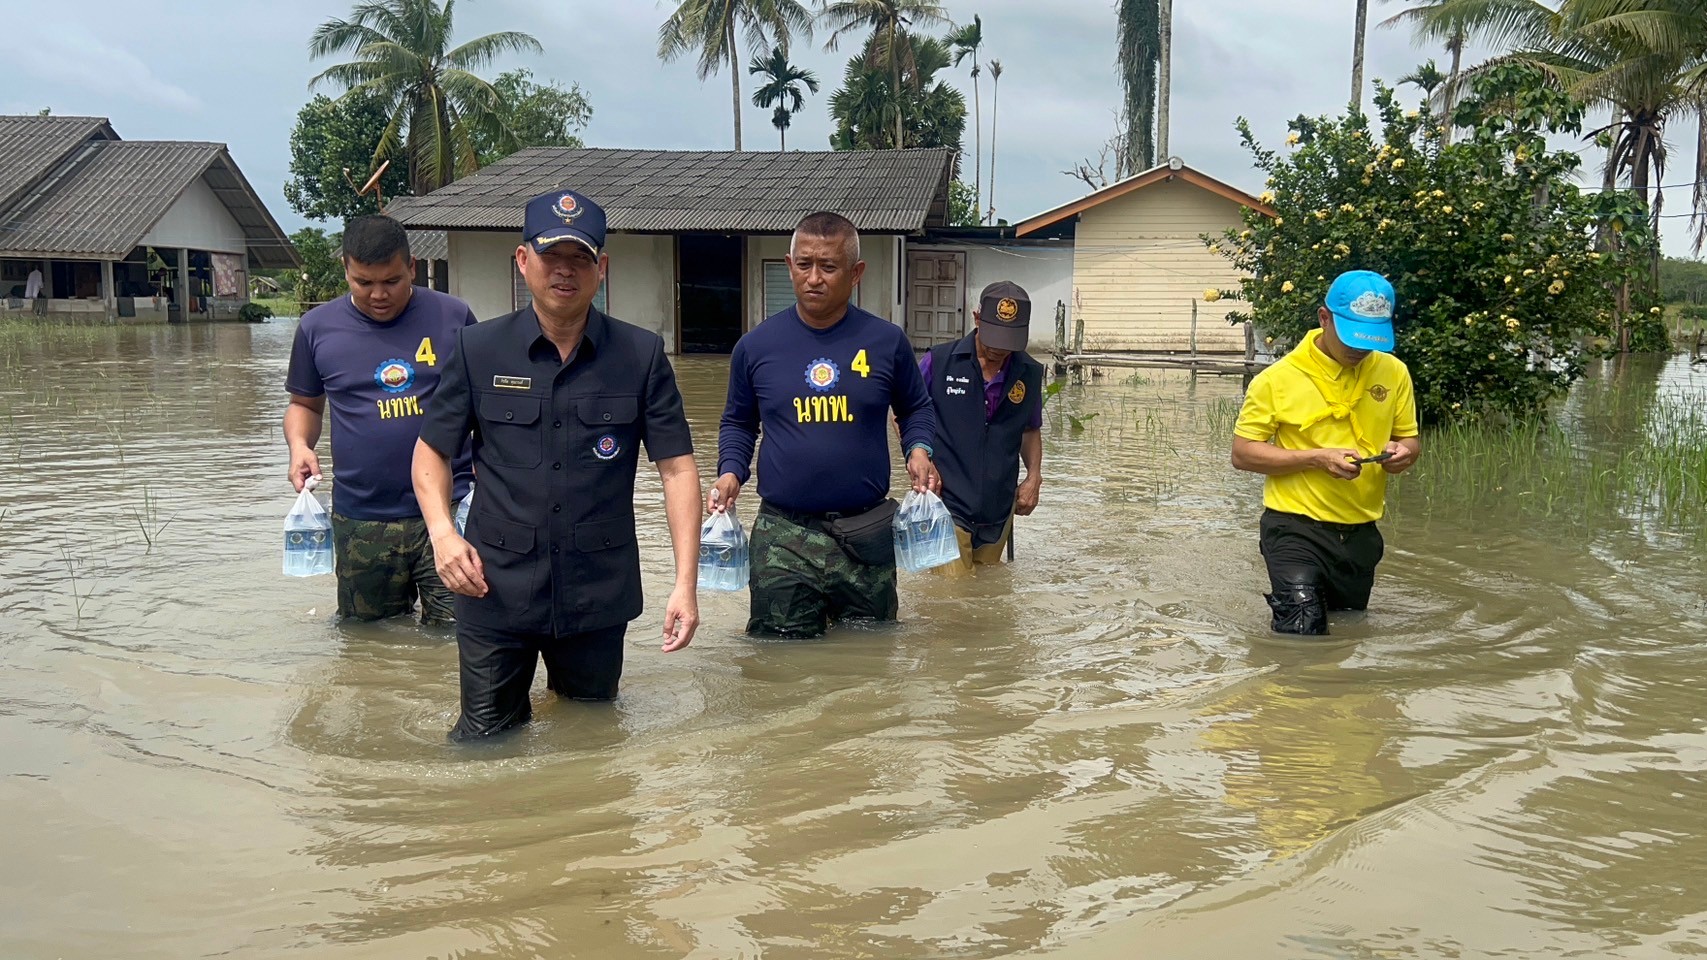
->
[927,334,1043,547]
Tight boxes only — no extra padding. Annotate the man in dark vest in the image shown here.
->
[922,280,1044,575]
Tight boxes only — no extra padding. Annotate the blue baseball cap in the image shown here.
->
[1324,270,1397,352]
[523,189,606,256]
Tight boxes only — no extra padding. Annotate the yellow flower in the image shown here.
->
[1274,217,1283,226]
[1203,288,1222,302]
[1452,402,1462,410]
[1464,316,1475,326]
[1473,202,1485,211]
[1589,252,1601,259]
[1501,233,1516,243]
[1315,209,1330,220]
[1240,229,1252,240]
[1335,243,1350,256]
[1441,205,1453,214]
[1391,158,1406,169]
[1207,243,1221,254]
[1340,203,1356,213]
[1281,280,1295,293]
[1378,218,1393,230]
[1259,190,1276,204]
[1286,132,1301,146]
[1523,269,1535,276]
[1489,352,1498,360]
[1651,306,1664,315]
[1405,109,1420,119]
[1506,317,1521,330]
[1548,280,1565,295]
[1504,275,1514,285]
[1265,336,1275,345]
[1432,190,1446,199]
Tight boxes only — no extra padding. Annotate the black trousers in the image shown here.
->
[1258,508,1385,634]
[450,620,626,741]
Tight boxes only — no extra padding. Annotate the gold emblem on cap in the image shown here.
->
[996,298,1020,321]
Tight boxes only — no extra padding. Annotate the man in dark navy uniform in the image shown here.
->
[412,190,702,741]
[921,281,1044,575]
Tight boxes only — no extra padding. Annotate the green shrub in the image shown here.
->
[1209,64,1656,424]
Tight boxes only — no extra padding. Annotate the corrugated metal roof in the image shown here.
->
[0,115,118,215]
[0,140,299,269]
[406,229,448,261]
[388,147,955,234]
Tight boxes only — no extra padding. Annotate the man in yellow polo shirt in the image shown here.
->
[1232,270,1421,635]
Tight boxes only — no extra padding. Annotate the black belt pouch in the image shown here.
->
[823,499,898,566]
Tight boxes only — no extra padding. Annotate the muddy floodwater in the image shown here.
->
[1,320,1704,959]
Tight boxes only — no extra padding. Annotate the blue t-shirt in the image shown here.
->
[718,304,935,514]
[286,288,476,520]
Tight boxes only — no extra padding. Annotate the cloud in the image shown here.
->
[14,26,201,113]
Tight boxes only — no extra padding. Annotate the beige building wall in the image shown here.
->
[447,231,678,352]
[1073,179,1252,353]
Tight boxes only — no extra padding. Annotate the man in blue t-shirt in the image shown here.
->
[284,216,475,624]
[710,211,939,637]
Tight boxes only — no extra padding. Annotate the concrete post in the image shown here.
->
[177,248,191,320]
[101,260,115,321]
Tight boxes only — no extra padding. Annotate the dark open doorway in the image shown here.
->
[677,234,743,354]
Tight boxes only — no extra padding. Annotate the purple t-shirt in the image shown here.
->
[919,350,1045,429]
[286,288,476,520]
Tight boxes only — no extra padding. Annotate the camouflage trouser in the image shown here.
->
[747,509,898,638]
[330,513,455,625]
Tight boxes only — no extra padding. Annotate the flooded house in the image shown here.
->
[387,146,1050,353]
[1014,159,1276,354]
[0,114,298,322]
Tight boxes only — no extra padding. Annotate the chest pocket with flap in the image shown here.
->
[576,396,639,461]
[477,393,543,468]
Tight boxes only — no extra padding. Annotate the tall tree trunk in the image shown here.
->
[1117,0,1158,174]
[972,63,982,216]
[988,70,1000,224]
[1443,31,1463,145]
[892,22,905,148]
[729,19,743,151]
[1156,0,1172,162]
[1351,0,1368,109]
[780,121,786,151]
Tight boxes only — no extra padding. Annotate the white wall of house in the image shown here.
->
[447,231,515,321]
[1073,179,1252,353]
[606,234,674,351]
[909,241,1074,352]
[140,175,246,254]
[744,235,792,331]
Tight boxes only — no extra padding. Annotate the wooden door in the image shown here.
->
[906,250,965,349]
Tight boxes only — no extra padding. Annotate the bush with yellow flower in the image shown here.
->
[1203,65,1659,423]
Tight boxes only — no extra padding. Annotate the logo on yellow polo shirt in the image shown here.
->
[1370,385,1389,402]
[1008,381,1026,404]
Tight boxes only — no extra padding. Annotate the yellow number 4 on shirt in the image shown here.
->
[415,337,437,367]
[851,349,870,378]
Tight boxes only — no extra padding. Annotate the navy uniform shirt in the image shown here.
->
[717,304,935,514]
[419,306,693,635]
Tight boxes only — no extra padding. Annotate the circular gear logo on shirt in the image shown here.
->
[804,358,840,392]
[374,358,415,394]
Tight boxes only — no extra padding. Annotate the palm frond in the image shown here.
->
[445,30,543,71]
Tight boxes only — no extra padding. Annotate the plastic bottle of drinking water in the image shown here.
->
[697,496,749,591]
[283,477,334,577]
[454,483,475,535]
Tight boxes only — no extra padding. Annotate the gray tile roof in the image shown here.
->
[406,229,448,261]
[0,115,117,215]
[0,139,299,269]
[388,147,955,234]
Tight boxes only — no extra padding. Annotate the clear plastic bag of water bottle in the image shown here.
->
[454,482,475,535]
[697,503,749,592]
[893,489,959,573]
[283,476,334,577]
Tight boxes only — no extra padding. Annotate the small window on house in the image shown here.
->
[762,260,792,319]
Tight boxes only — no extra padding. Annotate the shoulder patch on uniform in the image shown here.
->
[493,375,532,390]
[1008,381,1026,404]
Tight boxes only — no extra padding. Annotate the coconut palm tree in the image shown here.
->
[828,37,964,152]
[820,0,951,148]
[1379,0,1471,142]
[1398,0,1707,252]
[308,0,542,194]
[987,58,1003,224]
[1117,0,1161,173]
[947,16,984,215]
[1399,58,1449,96]
[658,0,815,151]
[749,45,820,149]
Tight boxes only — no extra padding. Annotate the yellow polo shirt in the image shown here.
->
[1234,329,1418,524]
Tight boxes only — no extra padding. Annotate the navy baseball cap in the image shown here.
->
[977,281,1031,352]
[1324,270,1396,352]
[523,189,606,257]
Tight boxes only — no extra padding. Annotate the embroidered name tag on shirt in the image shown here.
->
[493,375,533,390]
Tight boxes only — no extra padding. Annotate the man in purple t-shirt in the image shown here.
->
[284,216,475,623]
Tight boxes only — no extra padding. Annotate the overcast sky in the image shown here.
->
[2,0,1697,257]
